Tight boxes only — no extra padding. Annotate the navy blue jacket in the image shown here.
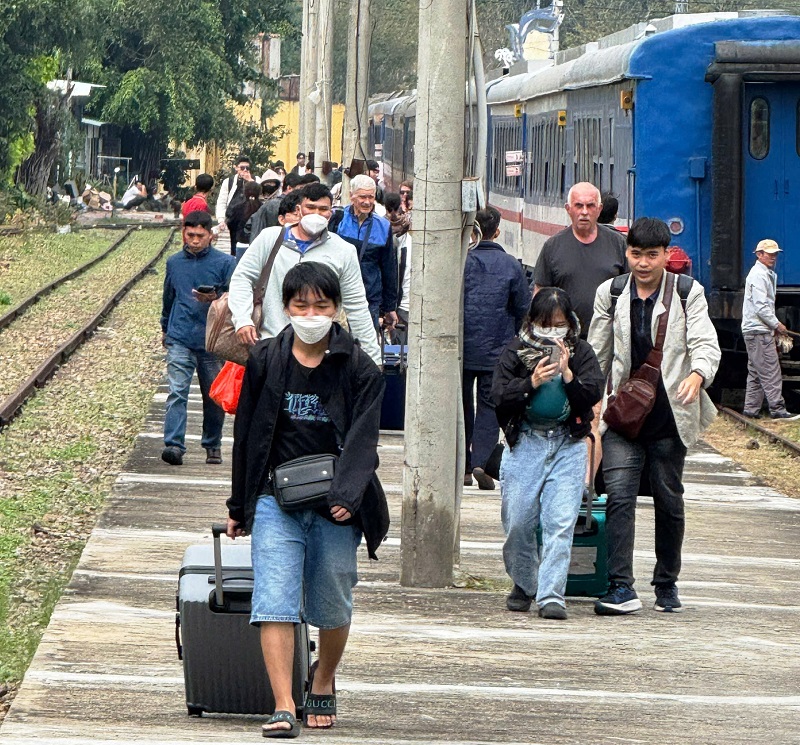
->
[161,245,236,350]
[463,240,530,371]
[330,207,398,313]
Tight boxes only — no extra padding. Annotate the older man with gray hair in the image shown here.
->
[329,173,398,330]
[742,238,798,419]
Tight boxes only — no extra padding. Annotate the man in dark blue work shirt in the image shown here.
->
[463,206,530,489]
[160,211,236,466]
[328,174,397,331]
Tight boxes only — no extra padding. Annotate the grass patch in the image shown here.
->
[0,292,10,306]
[0,246,170,691]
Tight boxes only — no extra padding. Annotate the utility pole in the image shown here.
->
[314,0,334,181]
[299,0,319,154]
[341,0,372,202]
[401,0,468,587]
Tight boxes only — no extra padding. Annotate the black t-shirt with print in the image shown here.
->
[533,225,626,337]
[269,355,340,469]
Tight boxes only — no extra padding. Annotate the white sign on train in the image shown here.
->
[505,150,523,164]
[505,164,523,177]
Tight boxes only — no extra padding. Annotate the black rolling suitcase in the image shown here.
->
[380,332,407,430]
[176,524,310,716]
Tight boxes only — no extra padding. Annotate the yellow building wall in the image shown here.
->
[267,101,345,167]
[180,100,345,186]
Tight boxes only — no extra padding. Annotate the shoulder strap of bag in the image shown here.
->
[609,272,629,317]
[644,271,676,369]
[676,273,692,313]
[359,217,374,262]
[253,229,285,307]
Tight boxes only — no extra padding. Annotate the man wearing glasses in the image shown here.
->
[215,155,258,234]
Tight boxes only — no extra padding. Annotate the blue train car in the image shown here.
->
[370,12,800,393]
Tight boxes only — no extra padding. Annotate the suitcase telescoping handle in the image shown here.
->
[211,523,228,608]
[584,433,597,532]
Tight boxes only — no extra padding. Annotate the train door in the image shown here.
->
[743,83,800,285]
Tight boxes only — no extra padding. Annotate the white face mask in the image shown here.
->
[288,314,333,344]
[299,213,329,238]
[532,325,568,340]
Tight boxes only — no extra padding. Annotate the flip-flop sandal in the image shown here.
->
[304,660,337,728]
[262,710,300,739]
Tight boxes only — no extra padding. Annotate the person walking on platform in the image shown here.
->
[229,183,381,365]
[180,174,213,219]
[226,262,389,737]
[463,206,530,489]
[534,182,627,497]
[588,217,720,615]
[328,174,398,332]
[160,211,236,466]
[741,239,798,419]
[216,155,256,235]
[492,288,604,619]
[226,181,262,261]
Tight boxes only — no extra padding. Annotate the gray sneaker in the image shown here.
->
[538,602,568,620]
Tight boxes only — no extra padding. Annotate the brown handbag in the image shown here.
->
[603,273,675,440]
[205,231,284,365]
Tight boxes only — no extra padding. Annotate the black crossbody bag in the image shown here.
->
[271,353,350,512]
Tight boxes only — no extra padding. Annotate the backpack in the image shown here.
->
[609,272,693,316]
[224,176,246,222]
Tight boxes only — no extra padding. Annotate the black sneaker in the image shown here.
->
[206,447,222,465]
[594,583,642,615]
[771,411,800,420]
[472,467,495,490]
[463,473,474,487]
[161,446,183,466]
[538,602,568,620]
[506,584,533,612]
[741,410,760,419]
[653,583,683,613]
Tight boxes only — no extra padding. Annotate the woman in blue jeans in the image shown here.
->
[492,288,604,619]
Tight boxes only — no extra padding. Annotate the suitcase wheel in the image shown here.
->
[187,705,204,717]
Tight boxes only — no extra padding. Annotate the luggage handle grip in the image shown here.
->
[211,523,227,607]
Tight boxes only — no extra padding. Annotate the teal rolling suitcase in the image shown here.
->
[565,495,609,597]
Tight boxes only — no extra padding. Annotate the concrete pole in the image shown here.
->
[341,0,372,203]
[401,0,468,587]
[299,0,319,154]
[314,0,334,182]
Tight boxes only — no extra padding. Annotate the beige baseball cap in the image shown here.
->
[755,238,781,254]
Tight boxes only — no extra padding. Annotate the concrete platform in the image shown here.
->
[2,382,799,744]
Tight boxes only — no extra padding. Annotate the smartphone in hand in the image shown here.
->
[196,285,215,294]
[547,344,561,366]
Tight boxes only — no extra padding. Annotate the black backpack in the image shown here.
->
[224,176,246,222]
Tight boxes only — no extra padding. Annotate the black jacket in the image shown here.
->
[491,337,604,447]
[227,324,390,559]
[463,240,530,371]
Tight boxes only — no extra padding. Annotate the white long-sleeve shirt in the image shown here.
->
[228,225,381,364]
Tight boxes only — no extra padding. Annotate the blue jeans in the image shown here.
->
[250,495,362,629]
[163,342,224,451]
[500,427,586,607]
[602,430,687,588]
[462,369,499,472]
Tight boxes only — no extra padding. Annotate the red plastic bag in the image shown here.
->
[210,361,245,414]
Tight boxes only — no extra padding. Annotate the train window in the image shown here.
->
[749,98,770,160]
[797,100,800,157]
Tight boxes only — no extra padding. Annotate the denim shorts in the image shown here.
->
[250,494,362,629]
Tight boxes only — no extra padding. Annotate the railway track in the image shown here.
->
[717,405,800,458]
[0,227,176,427]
